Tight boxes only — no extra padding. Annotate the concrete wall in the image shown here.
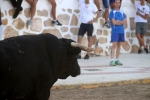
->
[0,0,150,56]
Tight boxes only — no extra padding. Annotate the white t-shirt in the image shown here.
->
[134,1,149,22]
[79,0,98,23]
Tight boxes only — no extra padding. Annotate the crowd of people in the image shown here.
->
[0,0,150,66]
[9,0,62,27]
[76,0,149,66]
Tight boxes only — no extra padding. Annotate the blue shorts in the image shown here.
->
[78,23,93,36]
[102,0,110,9]
[111,33,125,42]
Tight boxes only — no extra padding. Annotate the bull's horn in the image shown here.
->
[71,42,94,52]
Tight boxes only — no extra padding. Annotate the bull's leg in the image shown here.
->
[38,85,50,100]
[28,88,50,100]
[34,82,51,100]
[26,80,50,100]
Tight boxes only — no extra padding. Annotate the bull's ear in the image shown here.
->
[60,38,81,55]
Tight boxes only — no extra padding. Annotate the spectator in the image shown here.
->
[109,0,127,66]
[110,0,116,9]
[10,0,23,18]
[110,0,115,9]
[0,8,4,40]
[77,0,100,59]
[94,0,103,15]
[110,0,122,9]
[131,0,149,54]
[102,0,122,28]
[26,0,38,28]
[48,0,62,26]
[102,0,111,28]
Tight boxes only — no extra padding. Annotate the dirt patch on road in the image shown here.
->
[50,84,150,100]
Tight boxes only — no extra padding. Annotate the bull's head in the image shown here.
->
[58,38,94,79]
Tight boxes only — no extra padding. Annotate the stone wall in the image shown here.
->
[0,0,150,56]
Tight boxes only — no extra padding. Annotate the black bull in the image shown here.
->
[0,33,82,100]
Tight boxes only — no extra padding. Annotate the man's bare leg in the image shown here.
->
[26,0,38,20]
[48,0,56,20]
[116,42,121,59]
[94,0,103,15]
[136,34,148,54]
[48,0,62,26]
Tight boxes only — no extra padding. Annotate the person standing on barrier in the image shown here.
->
[10,0,23,19]
[94,0,103,15]
[109,0,127,66]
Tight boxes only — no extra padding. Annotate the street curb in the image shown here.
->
[51,78,150,90]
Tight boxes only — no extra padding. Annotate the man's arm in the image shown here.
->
[136,12,149,19]
[93,11,100,22]
[111,18,127,25]
[121,19,127,25]
[88,11,100,24]
[111,19,122,25]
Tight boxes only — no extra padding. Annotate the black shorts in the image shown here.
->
[78,23,93,36]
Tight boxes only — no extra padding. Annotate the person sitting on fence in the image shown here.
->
[26,0,38,28]
[10,0,23,19]
[48,0,62,26]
